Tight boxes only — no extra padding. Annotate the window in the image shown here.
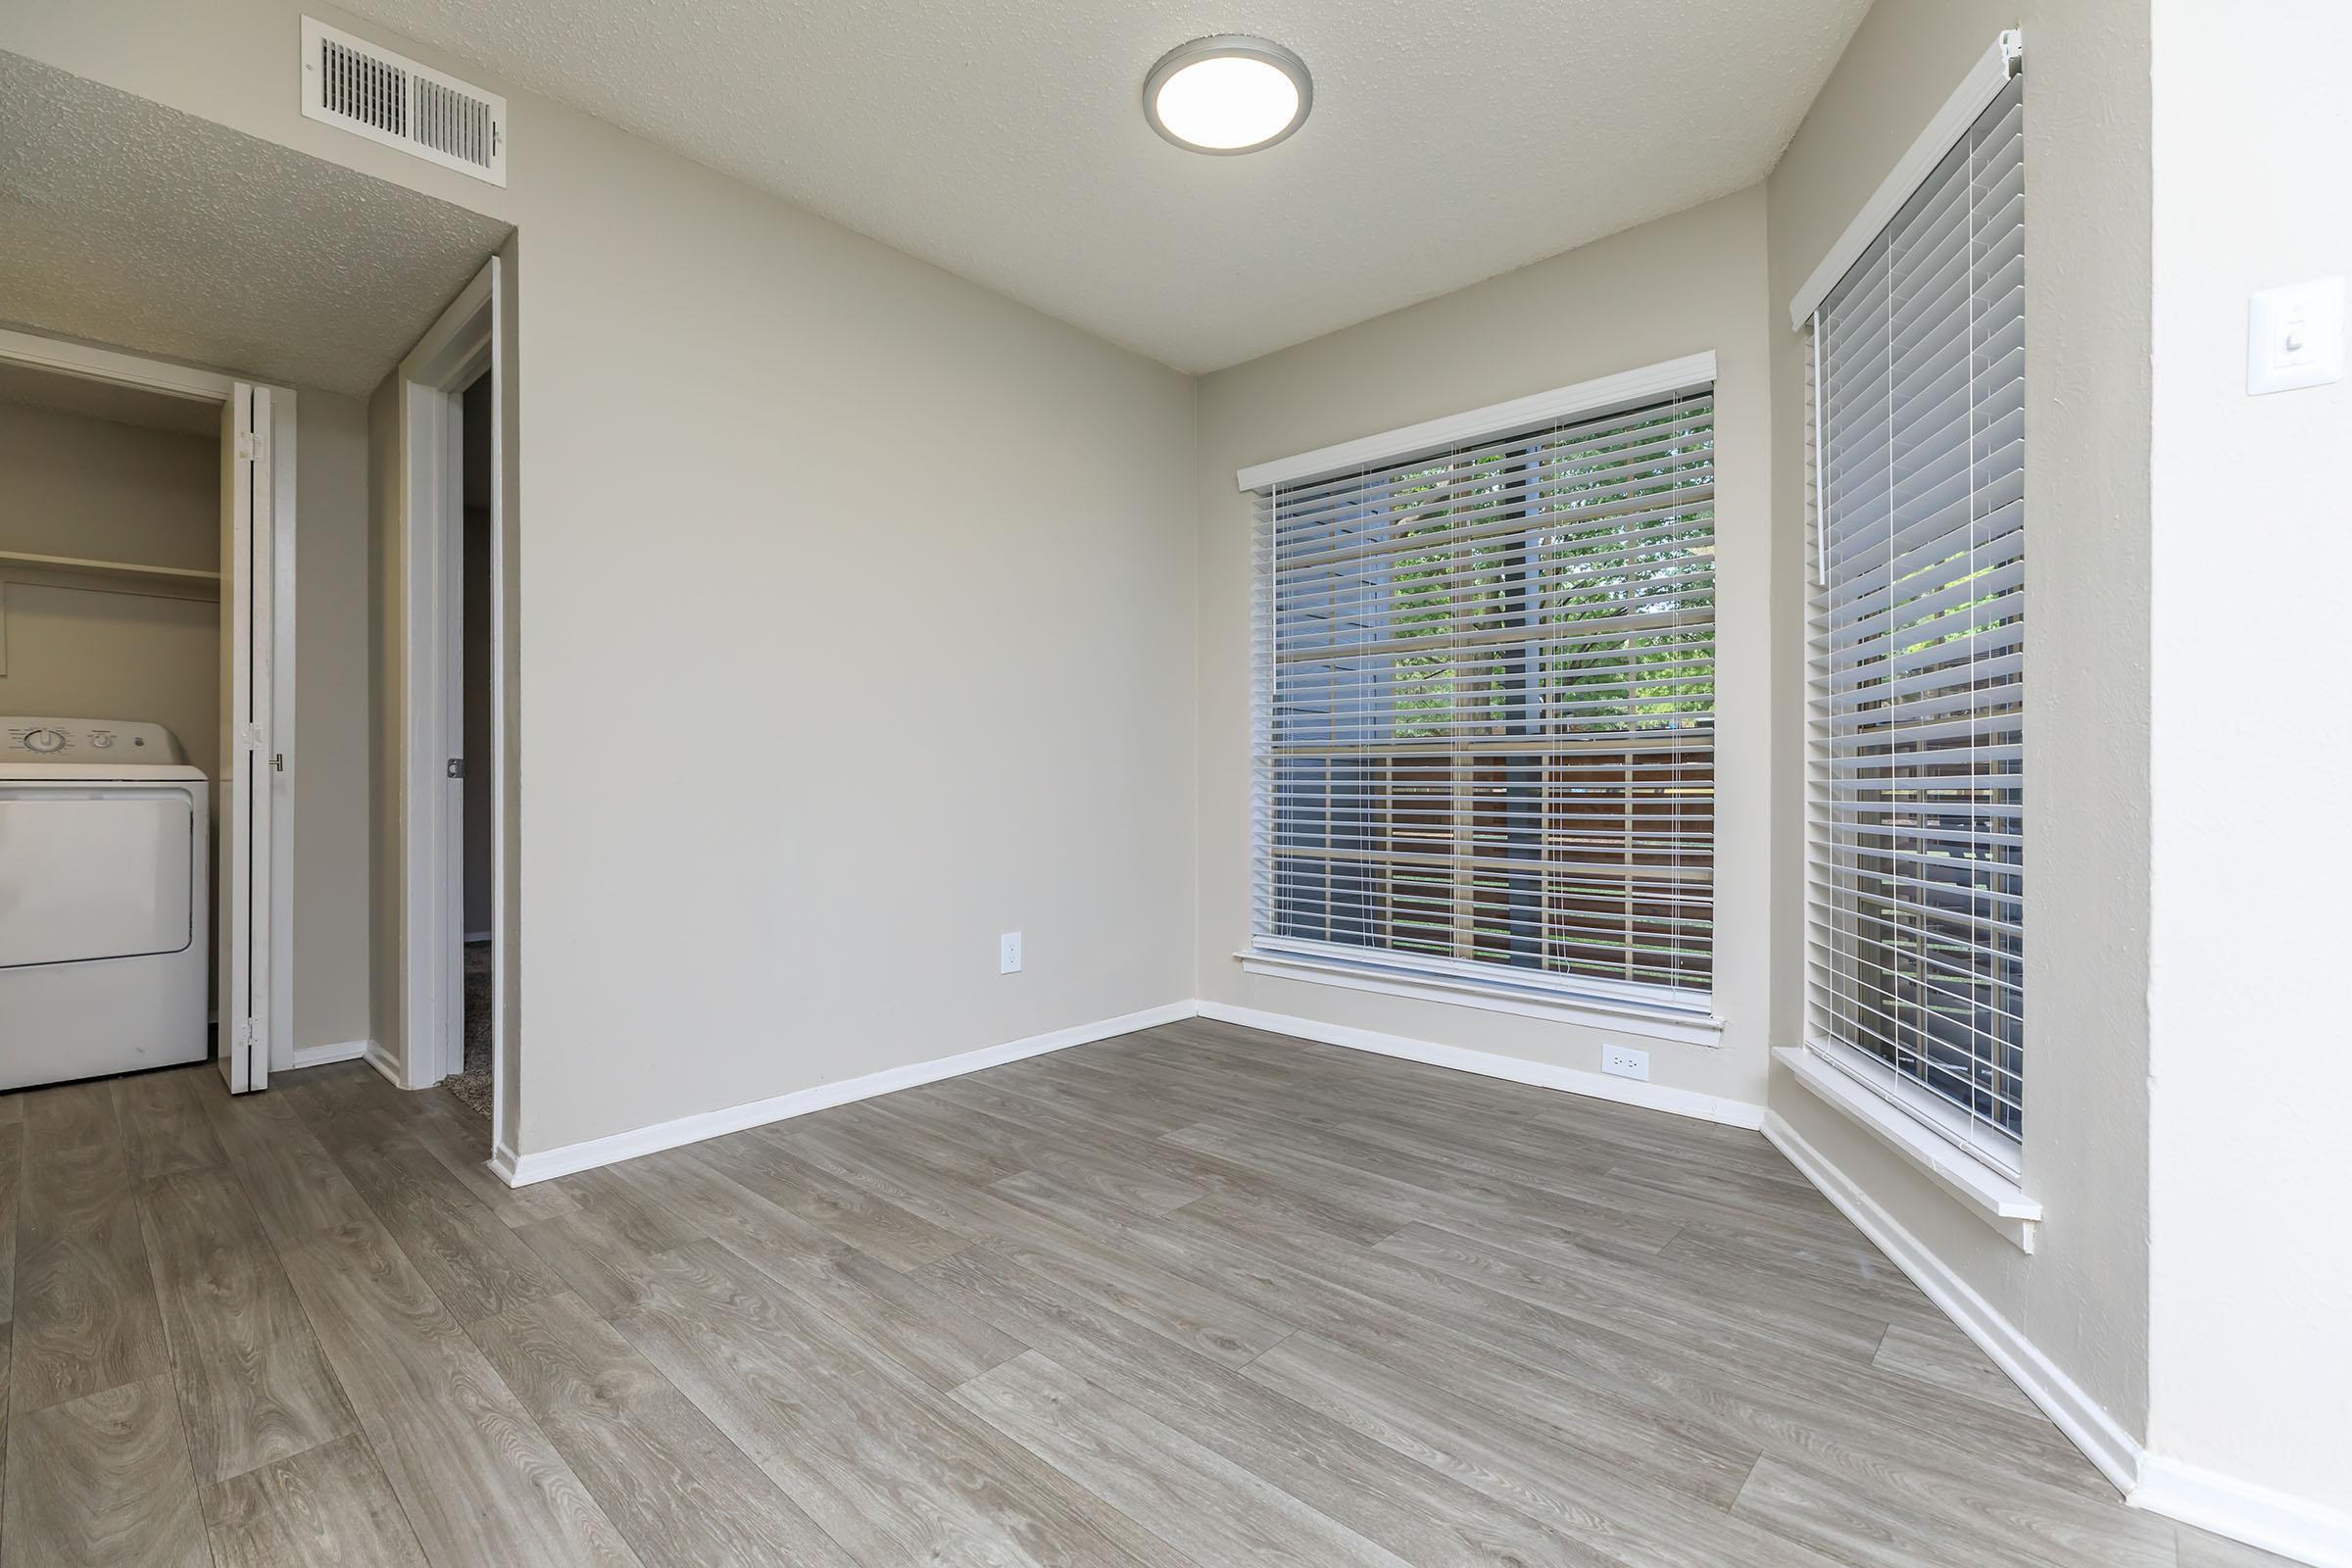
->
[1805,70,2025,1171]
[1248,369,1717,1018]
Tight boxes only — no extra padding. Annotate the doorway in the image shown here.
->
[0,329,292,1095]
[395,260,509,1158]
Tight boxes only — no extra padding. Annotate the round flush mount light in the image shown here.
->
[1144,35,1312,155]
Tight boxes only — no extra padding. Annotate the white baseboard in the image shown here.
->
[2132,1455,2352,1568]
[1195,1000,1766,1130]
[500,1000,1199,1187]
[1761,1110,2142,1494]
[290,1039,369,1069]
[361,1039,405,1089]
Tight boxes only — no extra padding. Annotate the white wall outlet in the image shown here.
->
[2248,274,2344,395]
[1601,1045,1650,1082]
[999,931,1023,974]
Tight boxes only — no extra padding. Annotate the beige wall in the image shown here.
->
[1763,0,2155,1449]
[2,2,1200,1154]
[0,401,220,773]
[1194,187,1776,1112]
[0,583,220,775]
[2144,0,2352,1534]
[507,151,1197,1152]
[366,374,403,1077]
[290,388,374,1054]
[0,397,219,571]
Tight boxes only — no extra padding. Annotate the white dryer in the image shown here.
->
[0,717,211,1091]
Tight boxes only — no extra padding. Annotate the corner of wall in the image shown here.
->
[364,368,405,1086]
[1185,367,1208,1006]
[1756,0,2158,1502]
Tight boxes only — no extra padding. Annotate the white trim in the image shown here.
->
[2132,1455,2352,1568]
[396,265,497,1099]
[0,324,234,402]
[291,1039,369,1068]
[1775,1046,2039,1250]
[483,257,511,1163]
[268,391,299,1075]
[1787,29,2023,330]
[1235,351,1718,491]
[1803,1030,2025,1178]
[1198,1000,1763,1129]
[500,1002,1199,1187]
[1761,1108,2141,1495]
[1239,951,1724,1049]
[362,1038,405,1088]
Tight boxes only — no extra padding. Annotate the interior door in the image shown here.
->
[220,383,272,1093]
[436,385,465,1093]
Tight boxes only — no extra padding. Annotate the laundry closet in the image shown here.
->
[0,361,235,1089]
[0,44,514,1122]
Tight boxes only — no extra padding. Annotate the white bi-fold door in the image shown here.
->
[219,382,273,1095]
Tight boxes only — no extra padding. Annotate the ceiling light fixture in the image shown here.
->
[1144,35,1312,155]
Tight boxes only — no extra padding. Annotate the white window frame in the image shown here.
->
[1788,31,2039,1244]
[1235,352,1723,1042]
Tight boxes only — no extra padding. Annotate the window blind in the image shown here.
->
[1250,384,1716,1011]
[1806,72,2025,1167]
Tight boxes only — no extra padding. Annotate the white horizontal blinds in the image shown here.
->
[1252,387,1716,1006]
[1808,73,2025,1164]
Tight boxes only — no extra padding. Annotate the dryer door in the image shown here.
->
[0,788,194,968]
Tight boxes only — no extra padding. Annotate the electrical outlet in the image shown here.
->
[1601,1045,1649,1082]
[999,931,1023,975]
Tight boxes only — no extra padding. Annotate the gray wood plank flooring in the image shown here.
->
[0,1019,2301,1567]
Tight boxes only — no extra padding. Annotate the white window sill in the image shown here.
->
[1773,1045,2041,1251]
[1238,950,1725,1049]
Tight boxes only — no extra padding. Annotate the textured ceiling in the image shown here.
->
[0,51,513,397]
[0,360,220,435]
[336,0,1870,371]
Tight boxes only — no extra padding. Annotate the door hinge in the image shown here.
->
[237,722,266,751]
[237,1021,259,1051]
[236,429,266,462]
[446,758,466,779]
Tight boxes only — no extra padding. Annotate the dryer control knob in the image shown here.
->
[22,728,66,754]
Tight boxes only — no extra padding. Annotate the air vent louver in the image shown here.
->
[301,18,506,186]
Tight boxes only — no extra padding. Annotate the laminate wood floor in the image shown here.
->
[0,1018,2295,1567]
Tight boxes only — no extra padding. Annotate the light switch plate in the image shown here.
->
[2247,275,2344,395]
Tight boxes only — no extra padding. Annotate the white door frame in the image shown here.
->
[0,324,298,1086]
[395,260,506,1152]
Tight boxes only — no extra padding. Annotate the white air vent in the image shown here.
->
[300,18,506,186]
